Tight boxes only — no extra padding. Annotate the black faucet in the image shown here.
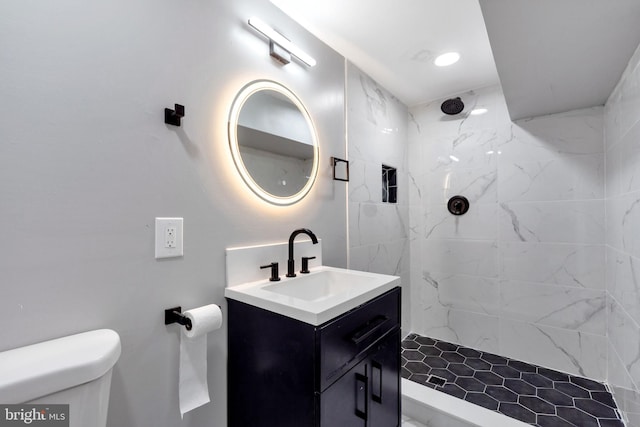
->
[287,228,318,277]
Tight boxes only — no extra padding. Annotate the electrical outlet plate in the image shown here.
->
[155,217,183,259]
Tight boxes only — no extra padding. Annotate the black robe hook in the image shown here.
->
[164,104,185,126]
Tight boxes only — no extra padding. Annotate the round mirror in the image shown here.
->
[228,80,319,205]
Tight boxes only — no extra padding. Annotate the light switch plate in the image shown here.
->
[155,217,183,259]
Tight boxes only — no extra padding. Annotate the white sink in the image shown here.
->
[224,266,400,325]
[263,269,377,301]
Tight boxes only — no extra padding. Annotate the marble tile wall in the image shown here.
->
[346,62,411,331]
[605,41,640,426]
[408,85,607,380]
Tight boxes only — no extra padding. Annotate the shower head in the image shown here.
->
[441,97,464,115]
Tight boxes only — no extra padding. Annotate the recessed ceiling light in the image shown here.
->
[434,52,460,67]
[470,108,488,115]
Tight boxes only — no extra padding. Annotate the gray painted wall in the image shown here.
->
[0,1,346,426]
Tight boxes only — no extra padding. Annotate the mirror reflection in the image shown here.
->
[229,80,319,205]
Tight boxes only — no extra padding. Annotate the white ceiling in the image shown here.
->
[272,0,640,120]
[479,0,640,119]
[271,0,500,108]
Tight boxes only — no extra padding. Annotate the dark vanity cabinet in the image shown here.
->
[227,287,401,427]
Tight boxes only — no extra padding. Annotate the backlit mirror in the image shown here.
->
[228,80,319,205]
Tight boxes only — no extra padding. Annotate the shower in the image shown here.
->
[440,97,465,115]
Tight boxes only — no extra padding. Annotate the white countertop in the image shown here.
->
[225,265,400,325]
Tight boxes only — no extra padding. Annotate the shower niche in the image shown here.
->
[382,164,397,204]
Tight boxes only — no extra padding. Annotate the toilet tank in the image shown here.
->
[0,329,121,427]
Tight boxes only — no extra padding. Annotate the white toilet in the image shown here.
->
[0,329,121,427]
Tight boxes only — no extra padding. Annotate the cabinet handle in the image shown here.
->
[355,372,368,421]
[350,315,389,345]
[372,361,382,403]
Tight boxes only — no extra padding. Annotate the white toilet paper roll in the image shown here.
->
[183,304,223,338]
[179,304,223,417]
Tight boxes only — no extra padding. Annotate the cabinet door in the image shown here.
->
[320,361,368,427]
[368,331,400,427]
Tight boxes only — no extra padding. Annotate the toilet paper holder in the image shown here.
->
[165,307,193,331]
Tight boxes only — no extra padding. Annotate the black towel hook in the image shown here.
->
[164,104,185,126]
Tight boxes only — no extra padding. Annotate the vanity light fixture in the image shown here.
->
[247,17,317,67]
[434,52,460,67]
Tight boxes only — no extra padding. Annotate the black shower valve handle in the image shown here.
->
[447,195,470,216]
[260,262,281,281]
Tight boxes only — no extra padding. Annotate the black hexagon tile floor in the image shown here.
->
[402,334,625,427]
